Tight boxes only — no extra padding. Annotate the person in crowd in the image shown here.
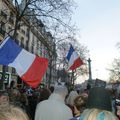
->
[0,104,29,120]
[9,80,23,107]
[66,90,78,115]
[28,92,39,120]
[9,88,22,107]
[81,92,88,99]
[80,108,119,120]
[20,89,28,107]
[35,85,73,120]
[39,88,51,102]
[78,87,119,120]
[10,80,17,89]
[0,90,9,105]
[66,90,78,106]
[49,86,54,93]
[116,105,120,119]
[70,94,87,120]
[115,98,120,118]
[108,88,119,114]
[28,88,51,120]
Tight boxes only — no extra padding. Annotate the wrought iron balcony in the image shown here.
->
[9,17,14,24]
[0,11,7,20]
[0,28,5,36]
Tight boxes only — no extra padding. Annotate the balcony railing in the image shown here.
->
[0,28,5,36]
[9,17,14,25]
[0,11,7,20]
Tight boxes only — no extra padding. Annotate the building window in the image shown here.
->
[21,37,24,48]
[21,29,25,35]
[9,12,14,25]
[12,68,16,74]
[26,40,29,50]
[0,21,6,36]
[1,10,7,20]
[31,36,35,53]
[26,28,29,37]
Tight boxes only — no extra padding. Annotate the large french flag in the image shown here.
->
[66,44,83,70]
[0,37,48,88]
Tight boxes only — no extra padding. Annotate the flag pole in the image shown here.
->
[87,58,92,87]
[71,70,75,86]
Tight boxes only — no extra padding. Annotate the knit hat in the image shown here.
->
[86,87,112,111]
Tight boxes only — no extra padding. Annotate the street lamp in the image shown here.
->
[87,58,92,87]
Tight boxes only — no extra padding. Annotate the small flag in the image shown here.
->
[0,37,48,88]
[66,44,83,70]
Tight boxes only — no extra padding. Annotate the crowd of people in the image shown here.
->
[0,80,120,120]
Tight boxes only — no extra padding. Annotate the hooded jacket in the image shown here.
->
[35,93,73,120]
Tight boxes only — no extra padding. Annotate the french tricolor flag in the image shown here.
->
[0,37,48,88]
[66,44,83,71]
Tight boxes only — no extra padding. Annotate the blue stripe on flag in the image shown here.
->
[0,37,22,65]
[66,45,74,61]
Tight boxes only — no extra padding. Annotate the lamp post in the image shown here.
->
[87,58,92,86]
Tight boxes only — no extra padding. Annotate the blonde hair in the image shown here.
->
[74,95,87,112]
[0,105,29,120]
[81,108,119,120]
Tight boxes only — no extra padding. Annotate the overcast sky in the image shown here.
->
[72,0,120,83]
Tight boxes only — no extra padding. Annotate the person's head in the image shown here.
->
[73,95,87,115]
[53,85,68,99]
[11,89,20,97]
[10,80,16,88]
[0,90,9,105]
[39,88,51,102]
[80,108,118,120]
[0,105,29,120]
[49,86,54,93]
[79,87,119,120]
[86,87,112,111]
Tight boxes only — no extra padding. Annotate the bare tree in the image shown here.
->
[0,0,89,87]
[2,0,75,38]
[56,35,89,85]
[108,58,120,83]
[107,42,120,83]
[116,42,120,50]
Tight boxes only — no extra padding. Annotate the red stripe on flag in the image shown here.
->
[69,57,83,70]
[21,56,48,88]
